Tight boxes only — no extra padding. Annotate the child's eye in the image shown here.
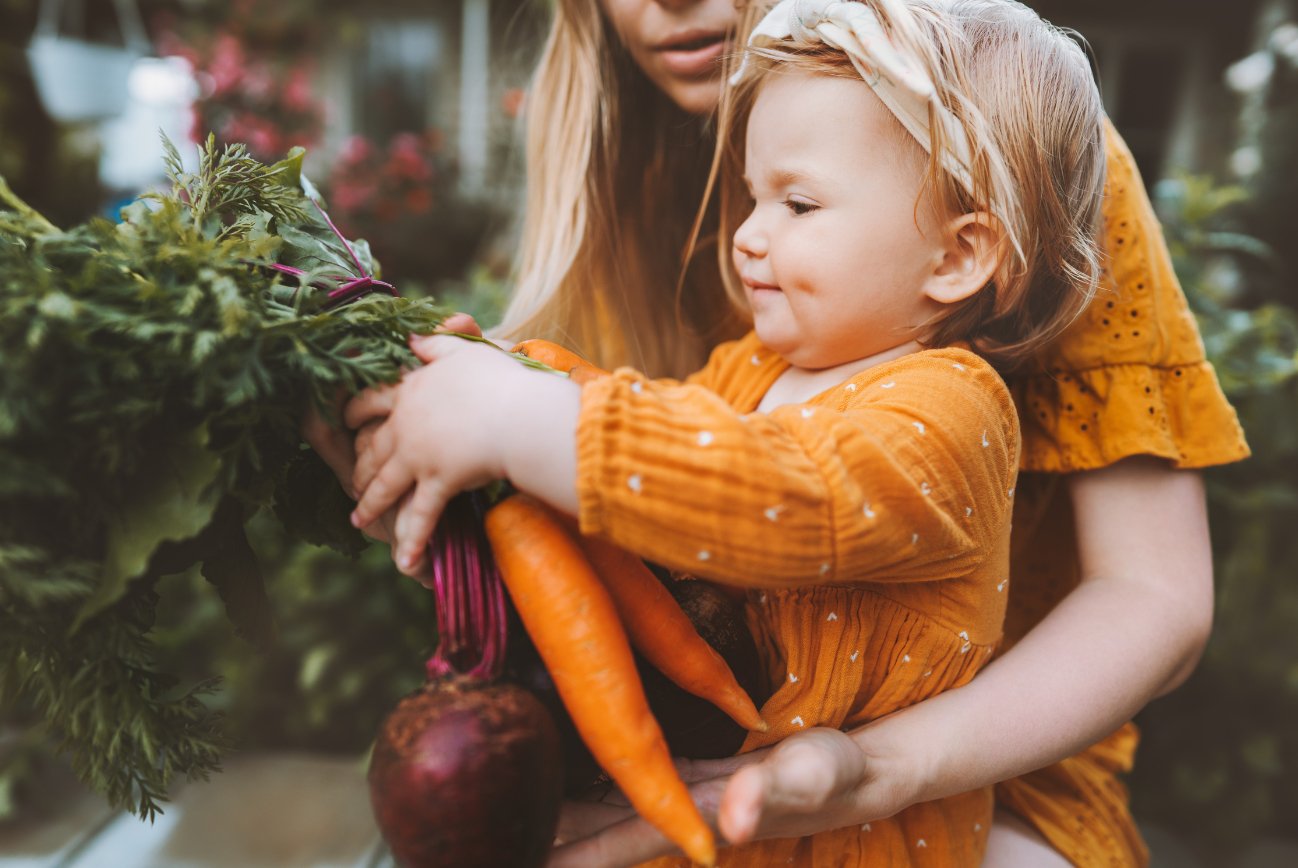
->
[784,199,819,216]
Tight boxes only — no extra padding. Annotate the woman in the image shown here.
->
[307,0,1249,864]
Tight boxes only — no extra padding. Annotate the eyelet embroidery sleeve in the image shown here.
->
[1010,118,1249,472]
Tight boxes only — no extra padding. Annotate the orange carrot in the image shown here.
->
[510,339,594,372]
[566,363,606,386]
[552,514,767,733]
[484,494,716,866]
[512,339,609,385]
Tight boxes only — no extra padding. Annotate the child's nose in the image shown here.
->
[732,212,768,259]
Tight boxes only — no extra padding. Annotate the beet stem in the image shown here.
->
[426,493,507,681]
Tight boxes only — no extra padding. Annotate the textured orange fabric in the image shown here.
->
[577,335,1019,866]
[991,121,1249,867]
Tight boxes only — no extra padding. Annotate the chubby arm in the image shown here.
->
[575,351,1016,589]
[548,456,1215,867]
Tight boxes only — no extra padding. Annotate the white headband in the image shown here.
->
[733,0,978,198]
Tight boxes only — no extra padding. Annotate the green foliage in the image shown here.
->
[0,138,450,820]
[149,513,436,754]
[1131,175,1298,853]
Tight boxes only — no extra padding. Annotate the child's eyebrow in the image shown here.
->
[745,167,821,192]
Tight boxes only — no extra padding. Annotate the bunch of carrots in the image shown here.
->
[485,341,768,867]
[367,339,765,867]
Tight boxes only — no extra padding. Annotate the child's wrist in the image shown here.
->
[497,370,582,513]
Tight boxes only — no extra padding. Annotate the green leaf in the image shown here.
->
[76,425,223,630]
[268,147,307,192]
[199,501,276,650]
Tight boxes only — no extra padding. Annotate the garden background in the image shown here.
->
[1,0,1296,865]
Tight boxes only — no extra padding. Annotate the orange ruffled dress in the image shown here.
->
[577,340,1020,866]
[987,122,1249,867]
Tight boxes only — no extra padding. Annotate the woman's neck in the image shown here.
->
[756,340,925,413]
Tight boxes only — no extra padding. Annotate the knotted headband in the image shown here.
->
[733,0,978,199]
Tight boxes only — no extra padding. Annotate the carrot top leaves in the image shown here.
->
[0,139,449,821]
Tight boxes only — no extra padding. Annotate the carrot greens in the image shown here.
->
[0,137,449,819]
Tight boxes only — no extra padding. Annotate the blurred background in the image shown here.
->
[0,0,1295,865]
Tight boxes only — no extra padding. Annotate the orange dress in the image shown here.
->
[577,337,1019,866]
[991,122,1249,866]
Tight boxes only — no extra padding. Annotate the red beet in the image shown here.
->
[368,676,562,868]
[367,494,564,866]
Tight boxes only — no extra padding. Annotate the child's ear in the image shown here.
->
[923,212,1006,306]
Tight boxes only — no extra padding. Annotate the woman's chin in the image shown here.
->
[660,76,723,116]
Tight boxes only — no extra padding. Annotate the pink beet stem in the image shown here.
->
[426,494,506,681]
[308,196,368,277]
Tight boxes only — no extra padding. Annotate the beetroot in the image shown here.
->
[504,631,602,798]
[519,568,770,797]
[367,494,563,867]
[642,578,770,759]
[368,678,561,868]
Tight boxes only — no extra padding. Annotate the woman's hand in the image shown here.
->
[549,725,920,868]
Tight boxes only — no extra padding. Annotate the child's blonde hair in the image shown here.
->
[714,0,1107,369]
[495,0,745,378]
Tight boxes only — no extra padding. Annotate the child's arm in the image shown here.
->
[571,348,1016,589]
[349,336,1013,587]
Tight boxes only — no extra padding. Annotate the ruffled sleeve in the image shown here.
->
[1010,119,1250,473]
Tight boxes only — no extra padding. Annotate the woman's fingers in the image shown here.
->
[554,801,637,846]
[409,332,459,364]
[548,814,678,868]
[674,751,765,784]
[301,402,358,495]
[435,312,483,337]
[344,384,398,430]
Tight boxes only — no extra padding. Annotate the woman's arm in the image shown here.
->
[816,456,1213,807]
[549,456,1214,867]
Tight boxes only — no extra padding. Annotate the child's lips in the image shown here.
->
[742,276,782,293]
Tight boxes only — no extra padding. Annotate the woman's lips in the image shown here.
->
[654,32,728,78]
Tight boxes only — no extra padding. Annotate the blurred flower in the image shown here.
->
[501,88,526,119]
[159,10,326,161]
[1226,51,1276,94]
[325,131,446,234]
[1272,23,1298,67]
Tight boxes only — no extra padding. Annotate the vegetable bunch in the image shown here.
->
[0,137,448,818]
[367,343,769,867]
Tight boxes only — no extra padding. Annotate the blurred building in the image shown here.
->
[1034,0,1268,183]
[314,0,546,206]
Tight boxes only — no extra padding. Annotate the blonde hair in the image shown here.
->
[714,0,1107,369]
[496,0,745,377]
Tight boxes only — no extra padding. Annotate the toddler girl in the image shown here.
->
[346,0,1106,863]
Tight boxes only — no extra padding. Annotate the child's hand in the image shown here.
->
[346,334,524,573]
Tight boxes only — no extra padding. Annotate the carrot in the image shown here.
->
[484,494,716,867]
[566,363,606,386]
[510,339,595,372]
[551,514,767,733]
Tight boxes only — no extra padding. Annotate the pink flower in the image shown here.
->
[283,67,319,113]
